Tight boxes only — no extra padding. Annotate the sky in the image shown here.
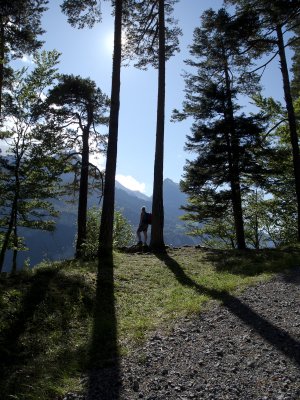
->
[15,0,290,196]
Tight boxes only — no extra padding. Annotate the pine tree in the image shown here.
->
[173,8,267,249]
[0,0,47,118]
[98,0,124,256]
[123,0,181,251]
[225,0,300,241]
[252,93,299,245]
[61,0,126,257]
[61,0,181,253]
[46,74,109,258]
[291,24,300,98]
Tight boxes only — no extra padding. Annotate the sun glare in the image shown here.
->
[104,31,114,52]
[103,31,127,53]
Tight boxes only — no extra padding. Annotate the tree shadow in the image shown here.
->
[155,252,300,368]
[201,247,300,278]
[0,267,59,390]
[281,265,300,286]
[86,254,120,399]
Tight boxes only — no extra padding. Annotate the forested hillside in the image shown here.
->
[2,178,196,271]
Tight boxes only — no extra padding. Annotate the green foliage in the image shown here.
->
[0,0,47,56]
[0,0,48,107]
[173,4,300,249]
[81,207,135,259]
[291,24,300,98]
[123,0,182,69]
[46,74,110,147]
[183,214,237,249]
[43,74,110,256]
[60,0,102,29]
[250,91,299,247]
[0,50,64,271]
[226,0,300,242]
[173,8,270,249]
[182,187,298,249]
[113,209,135,247]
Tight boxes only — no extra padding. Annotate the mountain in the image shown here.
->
[2,179,198,271]
[114,179,197,247]
[115,181,149,201]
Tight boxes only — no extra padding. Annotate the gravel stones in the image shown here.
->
[79,267,300,400]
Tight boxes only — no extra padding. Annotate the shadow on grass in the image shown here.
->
[155,252,300,368]
[0,267,59,394]
[86,253,120,400]
[201,247,300,277]
[0,264,99,400]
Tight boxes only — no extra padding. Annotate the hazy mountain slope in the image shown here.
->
[2,179,197,271]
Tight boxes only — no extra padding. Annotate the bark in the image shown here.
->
[75,123,90,258]
[12,221,17,273]
[276,24,300,242]
[150,0,166,252]
[0,202,15,272]
[98,0,123,257]
[0,166,19,272]
[253,190,259,250]
[0,19,5,118]
[223,55,246,250]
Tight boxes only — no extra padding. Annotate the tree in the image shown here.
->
[180,198,237,249]
[60,0,102,29]
[123,0,181,251]
[0,0,47,117]
[173,8,268,249]
[61,0,180,254]
[98,0,124,256]
[225,0,300,241]
[291,24,300,98]
[251,94,299,246]
[61,0,126,257]
[243,189,272,249]
[46,74,109,258]
[0,50,63,273]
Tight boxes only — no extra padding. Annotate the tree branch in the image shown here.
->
[248,50,280,74]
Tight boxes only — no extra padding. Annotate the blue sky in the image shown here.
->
[18,0,289,195]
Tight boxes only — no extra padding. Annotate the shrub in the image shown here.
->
[81,207,134,259]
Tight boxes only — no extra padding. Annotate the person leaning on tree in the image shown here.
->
[137,206,149,246]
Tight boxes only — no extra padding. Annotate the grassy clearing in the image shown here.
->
[1,245,300,399]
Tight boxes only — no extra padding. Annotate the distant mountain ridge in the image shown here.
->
[115,180,150,201]
[3,178,198,271]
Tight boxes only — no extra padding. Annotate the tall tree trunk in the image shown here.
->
[75,125,90,258]
[98,0,123,257]
[12,220,18,273]
[224,126,246,250]
[0,161,20,272]
[276,24,300,242]
[150,0,166,252]
[0,202,15,272]
[224,56,246,250]
[0,19,5,119]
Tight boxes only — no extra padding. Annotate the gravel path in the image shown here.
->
[69,267,300,400]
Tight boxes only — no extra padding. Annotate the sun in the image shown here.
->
[103,31,127,53]
[104,31,114,52]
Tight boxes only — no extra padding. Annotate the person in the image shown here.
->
[137,206,149,245]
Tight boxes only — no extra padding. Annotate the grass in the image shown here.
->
[1,245,300,399]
